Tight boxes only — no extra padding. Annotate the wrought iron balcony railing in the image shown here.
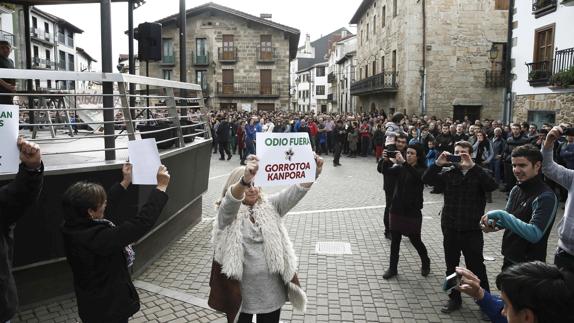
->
[532,0,557,17]
[31,29,54,44]
[218,47,238,63]
[32,57,56,70]
[256,46,276,63]
[192,51,211,66]
[526,47,574,86]
[328,72,336,83]
[161,55,175,65]
[350,71,399,95]
[0,30,14,46]
[485,70,505,87]
[216,82,280,98]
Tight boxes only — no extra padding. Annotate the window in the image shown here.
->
[33,45,38,58]
[495,0,509,10]
[381,55,385,71]
[196,38,207,56]
[68,53,74,71]
[533,24,554,63]
[373,16,376,33]
[360,67,363,79]
[260,35,273,60]
[32,17,37,29]
[222,34,235,60]
[528,110,555,128]
[59,50,66,69]
[162,38,174,63]
[393,0,398,17]
[372,60,377,75]
[366,23,369,41]
[163,70,172,80]
[382,6,386,27]
[196,70,207,90]
[47,80,52,88]
[222,69,234,94]
[392,50,397,71]
[316,66,325,77]
[44,22,49,33]
[260,69,272,95]
[45,50,51,65]
[361,30,364,45]
[316,85,325,95]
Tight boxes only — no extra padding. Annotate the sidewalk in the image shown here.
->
[13,153,564,322]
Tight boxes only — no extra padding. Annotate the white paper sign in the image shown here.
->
[241,103,252,112]
[0,105,20,173]
[128,138,161,185]
[254,132,316,187]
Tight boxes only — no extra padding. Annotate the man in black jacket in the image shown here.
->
[62,164,170,323]
[333,120,346,167]
[377,134,407,239]
[1,138,43,323]
[422,141,497,318]
[216,115,232,161]
[502,123,529,192]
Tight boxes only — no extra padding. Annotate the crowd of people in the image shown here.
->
[3,106,574,323]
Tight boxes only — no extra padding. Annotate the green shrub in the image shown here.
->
[550,66,574,87]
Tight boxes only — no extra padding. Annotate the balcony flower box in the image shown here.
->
[549,66,574,88]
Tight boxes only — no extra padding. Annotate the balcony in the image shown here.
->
[218,47,238,63]
[31,29,54,46]
[67,37,74,48]
[58,33,65,44]
[32,57,56,70]
[485,70,505,87]
[192,51,211,66]
[328,72,336,83]
[532,0,557,17]
[350,71,399,96]
[256,46,276,63]
[161,55,175,66]
[0,30,14,46]
[216,82,280,98]
[57,60,66,70]
[527,47,574,86]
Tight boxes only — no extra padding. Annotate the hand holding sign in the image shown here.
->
[17,137,42,169]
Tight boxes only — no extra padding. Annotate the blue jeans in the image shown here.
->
[245,139,256,156]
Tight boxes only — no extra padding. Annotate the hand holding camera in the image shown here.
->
[544,126,564,149]
[454,267,485,301]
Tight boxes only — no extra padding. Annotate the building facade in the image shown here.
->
[511,0,574,125]
[143,2,299,112]
[326,35,357,113]
[0,4,15,61]
[350,0,509,121]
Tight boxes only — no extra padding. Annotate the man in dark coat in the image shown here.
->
[62,165,170,323]
[0,40,16,105]
[216,115,232,161]
[502,124,530,192]
[333,120,346,167]
[1,138,43,323]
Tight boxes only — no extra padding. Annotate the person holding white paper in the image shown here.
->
[209,154,323,323]
[61,164,170,323]
[1,137,43,323]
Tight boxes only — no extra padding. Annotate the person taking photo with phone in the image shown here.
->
[422,141,497,319]
[481,144,558,271]
[380,144,430,280]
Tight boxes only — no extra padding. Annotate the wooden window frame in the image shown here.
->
[533,23,555,63]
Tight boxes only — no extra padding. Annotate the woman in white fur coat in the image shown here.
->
[208,154,323,323]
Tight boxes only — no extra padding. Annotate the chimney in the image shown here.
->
[304,34,312,53]
[260,13,272,20]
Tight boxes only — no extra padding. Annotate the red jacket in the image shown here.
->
[308,122,318,136]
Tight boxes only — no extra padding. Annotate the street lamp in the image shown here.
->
[489,43,499,62]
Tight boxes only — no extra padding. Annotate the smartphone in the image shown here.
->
[387,151,398,158]
[446,155,462,163]
[443,272,462,292]
[563,127,574,136]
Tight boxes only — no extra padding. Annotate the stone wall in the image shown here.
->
[513,92,574,124]
[144,10,292,111]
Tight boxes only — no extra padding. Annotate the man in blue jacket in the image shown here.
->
[1,138,43,323]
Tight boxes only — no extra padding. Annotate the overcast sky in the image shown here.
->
[37,0,361,71]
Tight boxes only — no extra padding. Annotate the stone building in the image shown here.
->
[143,2,299,112]
[350,0,509,121]
[511,0,574,125]
[290,29,353,113]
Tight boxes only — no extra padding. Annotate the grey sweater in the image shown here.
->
[542,146,574,255]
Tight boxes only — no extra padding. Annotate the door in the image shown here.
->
[220,103,237,111]
[222,35,234,60]
[257,103,275,112]
[260,35,272,60]
[222,69,234,95]
[453,105,481,123]
[260,69,272,95]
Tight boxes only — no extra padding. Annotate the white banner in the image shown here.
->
[128,138,161,185]
[0,105,20,173]
[254,132,316,187]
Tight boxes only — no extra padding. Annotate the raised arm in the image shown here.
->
[542,127,574,190]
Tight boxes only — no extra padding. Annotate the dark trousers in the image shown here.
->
[383,192,392,234]
[333,142,342,165]
[503,162,516,190]
[219,141,231,159]
[238,146,246,164]
[389,230,429,271]
[442,228,490,302]
[245,139,256,156]
[238,309,281,323]
[361,136,370,156]
[555,247,574,273]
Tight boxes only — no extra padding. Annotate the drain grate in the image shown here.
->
[315,241,352,255]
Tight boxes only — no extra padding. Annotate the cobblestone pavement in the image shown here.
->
[14,152,564,322]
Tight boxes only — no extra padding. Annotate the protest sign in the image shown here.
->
[254,132,316,187]
[0,105,20,173]
[128,138,161,185]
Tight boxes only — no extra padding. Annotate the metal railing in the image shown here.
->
[526,47,574,85]
[192,51,210,66]
[67,37,74,48]
[216,81,280,97]
[161,55,175,65]
[31,29,53,43]
[256,46,276,63]
[350,71,399,95]
[218,47,238,63]
[532,0,557,13]
[485,70,505,87]
[58,33,65,44]
[32,57,56,70]
[1,30,14,45]
[0,69,211,168]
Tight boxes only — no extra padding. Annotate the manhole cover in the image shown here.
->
[315,242,352,255]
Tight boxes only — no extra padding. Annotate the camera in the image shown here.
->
[446,155,462,163]
[386,151,398,158]
[563,127,574,136]
[442,272,462,292]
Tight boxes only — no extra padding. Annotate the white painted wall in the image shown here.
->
[513,2,574,95]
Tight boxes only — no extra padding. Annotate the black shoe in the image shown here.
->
[384,231,391,240]
[441,299,462,313]
[219,158,225,160]
[382,269,397,280]
[227,155,232,160]
[421,266,430,277]
[336,163,342,166]
[240,161,246,165]
[480,311,490,321]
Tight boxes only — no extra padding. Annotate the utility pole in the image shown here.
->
[179,0,187,116]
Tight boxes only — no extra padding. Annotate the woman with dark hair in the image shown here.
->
[473,130,495,203]
[382,144,431,279]
[61,164,170,323]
